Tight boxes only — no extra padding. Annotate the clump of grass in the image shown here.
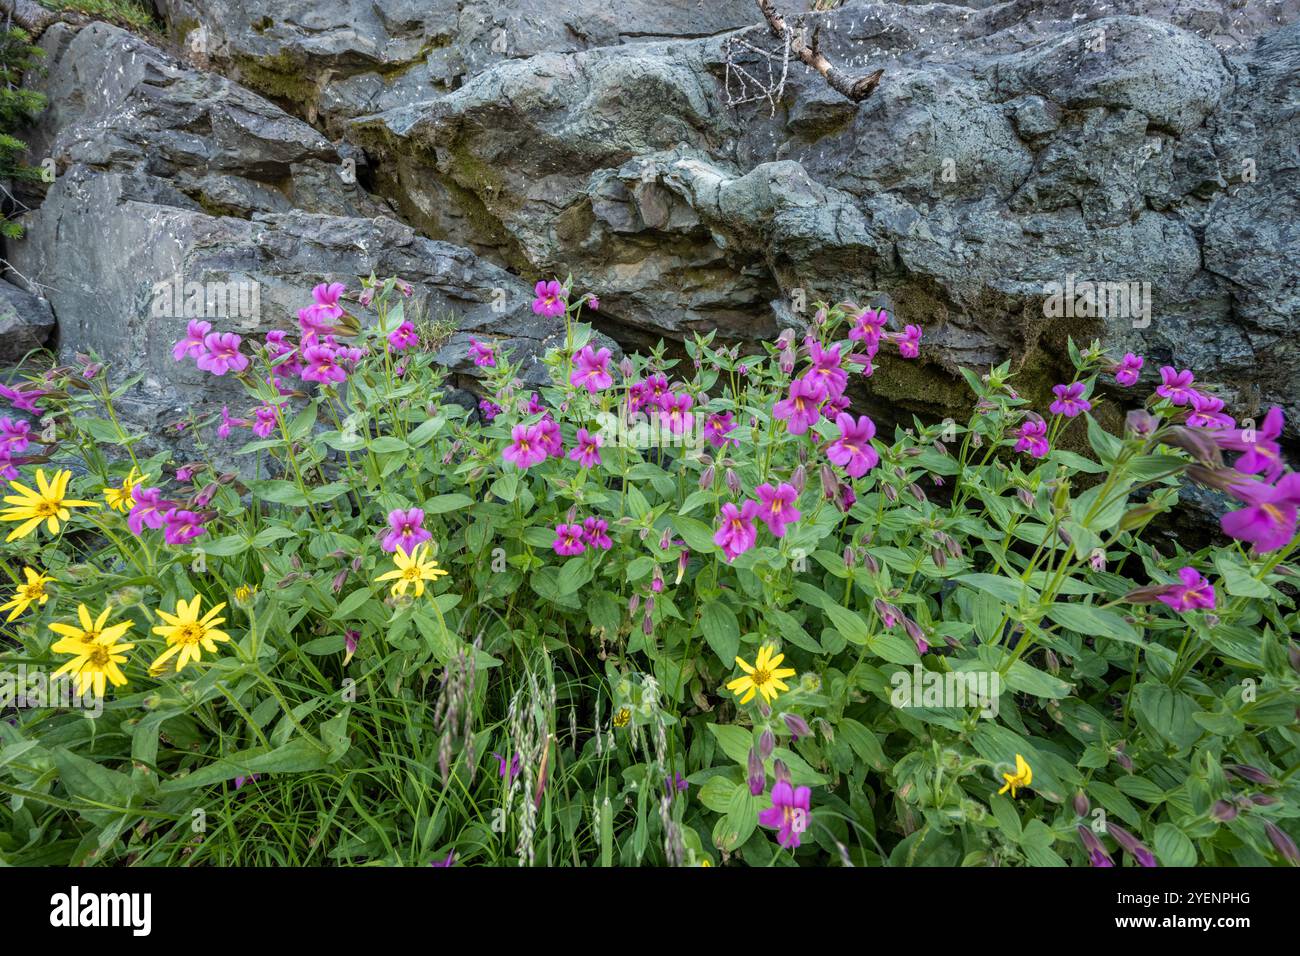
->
[37,0,159,34]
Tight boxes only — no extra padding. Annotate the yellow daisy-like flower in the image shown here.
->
[374,543,448,598]
[726,644,797,705]
[233,583,258,605]
[103,466,147,513]
[0,566,53,621]
[1,468,99,541]
[998,753,1033,798]
[50,603,134,698]
[149,595,231,674]
[612,706,631,728]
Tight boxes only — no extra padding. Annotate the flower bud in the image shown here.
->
[902,616,929,654]
[1225,764,1276,787]
[1265,822,1300,865]
[759,729,776,760]
[1073,791,1090,817]
[725,468,742,496]
[843,545,855,569]
[773,759,791,786]
[791,464,806,494]
[782,713,811,741]
[747,747,766,796]
[699,465,715,490]
[1211,800,1238,822]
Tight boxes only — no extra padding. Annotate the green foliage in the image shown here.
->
[0,281,1296,867]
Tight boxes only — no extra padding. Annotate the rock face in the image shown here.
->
[5,1,1300,454]
[7,21,606,440]
[0,279,55,362]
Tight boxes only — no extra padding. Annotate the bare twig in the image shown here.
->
[754,0,882,103]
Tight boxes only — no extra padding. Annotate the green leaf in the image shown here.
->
[1153,823,1197,867]
[700,602,741,665]
[423,493,474,515]
[673,514,718,555]
[1047,602,1140,645]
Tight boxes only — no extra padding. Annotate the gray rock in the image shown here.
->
[0,279,56,362]
[155,0,762,131]
[347,1,1300,439]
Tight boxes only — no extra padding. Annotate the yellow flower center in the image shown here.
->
[752,667,771,686]
[175,622,204,645]
[87,646,110,667]
[402,566,423,582]
[34,500,57,517]
[21,583,44,599]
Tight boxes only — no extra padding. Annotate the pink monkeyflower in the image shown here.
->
[585,294,600,311]
[1113,352,1144,387]
[312,282,346,316]
[127,487,169,535]
[571,346,614,393]
[714,500,759,561]
[758,780,811,849]
[626,379,651,413]
[1015,418,1050,458]
[1155,366,1198,406]
[478,399,501,422]
[0,384,44,415]
[1049,381,1092,418]
[172,319,212,361]
[300,343,347,384]
[532,280,567,318]
[217,405,247,439]
[537,416,563,457]
[644,374,672,410]
[582,516,613,550]
[848,350,876,377]
[1157,566,1216,612]
[502,423,548,469]
[468,336,495,366]
[0,453,19,481]
[1215,406,1285,481]
[820,393,850,422]
[804,340,847,400]
[175,466,194,483]
[382,507,432,555]
[848,308,888,346]
[552,523,587,556]
[389,321,420,352]
[754,482,801,538]
[196,332,249,376]
[660,393,695,436]
[252,403,280,438]
[163,508,207,546]
[1186,391,1234,430]
[568,427,603,468]
[298,282,346,335]
[524,392,546,416]
[772,377,823,436]
[297,305,335,339]
[894,325,922,358]
[0,417,30,455]
[1221,472,1300,553]
[704,412,737,449]
[827,413,879,478]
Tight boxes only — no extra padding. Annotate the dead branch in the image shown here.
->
[754,0,882,103]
